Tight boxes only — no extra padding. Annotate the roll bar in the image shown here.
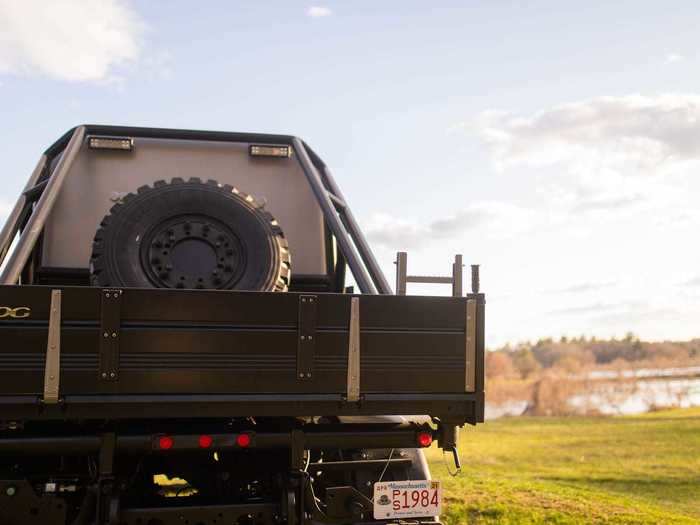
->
[0,125,392,294]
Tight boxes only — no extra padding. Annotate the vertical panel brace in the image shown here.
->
[43,290,62,404]
[99,289,122,382]
[297,295,317,381]
[346,297,361,402]
[465,299,477,392]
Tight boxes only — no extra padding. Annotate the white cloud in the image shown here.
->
[474,94,700,212]
[476,94,700,170]
[365,201,533,250]
[665,53,684,64]
[306,6,332,18]
[0,0,143,82]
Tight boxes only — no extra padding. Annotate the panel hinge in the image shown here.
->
[99,289,122,382]
[297,295,317,381]
[42,290,62,404]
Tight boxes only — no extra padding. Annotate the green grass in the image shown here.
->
[425,407,700,524]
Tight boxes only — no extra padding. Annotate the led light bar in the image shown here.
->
[88,136,134,151]
[249,144,292,158]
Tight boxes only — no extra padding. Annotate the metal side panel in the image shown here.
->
[0,286,475,399]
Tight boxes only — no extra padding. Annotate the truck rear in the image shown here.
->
[0,126,484,524]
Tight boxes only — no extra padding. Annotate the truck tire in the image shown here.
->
[90,178,290,292]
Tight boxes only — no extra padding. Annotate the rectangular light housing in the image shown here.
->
[88,136,134,151]
[249,144,291,158]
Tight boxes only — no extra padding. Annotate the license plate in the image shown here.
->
[373,480,441,520]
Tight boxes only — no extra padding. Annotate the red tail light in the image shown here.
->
[198,435,213,449]
[158,435,174,450]
[236,433,251,448]
[416,431,433,448]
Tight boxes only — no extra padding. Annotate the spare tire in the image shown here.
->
[90,178,290,292]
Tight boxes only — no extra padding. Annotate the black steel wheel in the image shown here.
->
[90,178,290,291]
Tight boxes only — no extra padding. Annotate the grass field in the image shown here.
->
[425,407,700,524]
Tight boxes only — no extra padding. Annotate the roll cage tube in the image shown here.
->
[0,125,393,294]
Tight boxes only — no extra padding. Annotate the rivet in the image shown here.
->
[111,332,117,338]
[308,335,313,340]
[299,373,304,378]
[110,372,116,378]
[101,372,107,378]
[5,486,16,497]
[300,336,306,341]
[105,293,110,298]
[103,332,109,338]
[49,375,54,380]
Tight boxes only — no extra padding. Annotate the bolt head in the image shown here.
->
[5,486,16,496]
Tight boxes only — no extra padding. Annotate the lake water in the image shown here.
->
[485,373,700,419]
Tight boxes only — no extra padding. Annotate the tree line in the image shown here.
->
[486,334,700,380]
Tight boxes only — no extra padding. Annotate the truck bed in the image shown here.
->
[0,285,484,424]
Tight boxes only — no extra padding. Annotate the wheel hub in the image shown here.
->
[142,217,245,289]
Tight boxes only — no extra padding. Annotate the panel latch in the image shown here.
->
[297,295,317,381]
[99,289,122,382]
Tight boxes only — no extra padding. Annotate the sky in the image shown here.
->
[1,0,699,346]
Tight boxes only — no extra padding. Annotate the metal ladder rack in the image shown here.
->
[394,251,480,297]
